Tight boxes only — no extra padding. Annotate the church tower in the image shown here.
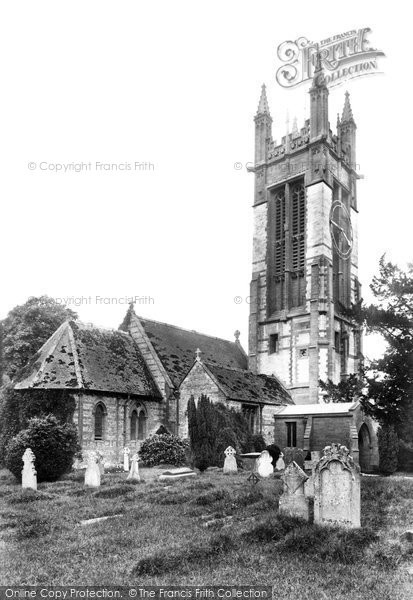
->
[248,59,362,404]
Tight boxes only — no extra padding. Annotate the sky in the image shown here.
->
[0,1,410,364]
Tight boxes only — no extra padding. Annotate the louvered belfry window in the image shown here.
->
[274,189,286,277]
[292,182,305,273]
[268,178,306,315]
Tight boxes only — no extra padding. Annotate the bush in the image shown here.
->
[378,424,399,474]
[139,433,188,467]
[265,444,281,465]
[5,414,79,482]
[0,384,76,465]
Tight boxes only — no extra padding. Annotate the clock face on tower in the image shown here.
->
[329,201,353,259]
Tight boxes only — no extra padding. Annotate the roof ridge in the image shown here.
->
[74,320,128,335]
[204,362,249,374]
[137,315,239,347]
[205,362,283,380]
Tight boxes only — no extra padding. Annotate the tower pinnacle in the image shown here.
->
[256,84,271,116]
[341,91,355,123]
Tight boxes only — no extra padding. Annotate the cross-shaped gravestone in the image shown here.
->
[22,448,37,491]
[223,446,237,474]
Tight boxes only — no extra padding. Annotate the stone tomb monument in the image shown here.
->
[22,448,37,491]
[279,461,309,520]
[314,444,360,528]
[256,450,274,478]
[84,451,101,488]
[127,453,140,481]
[223,446,237,474]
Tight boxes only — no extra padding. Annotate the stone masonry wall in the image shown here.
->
[178,362,227,437]
[75,393,164,465]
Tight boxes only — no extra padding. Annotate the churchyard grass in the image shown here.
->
[0,467,412,599]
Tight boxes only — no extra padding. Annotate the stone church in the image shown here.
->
[14,57,378,471]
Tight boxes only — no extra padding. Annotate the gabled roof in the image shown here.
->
[203,362,292,405]
[123,313,248,387]
[14,320,161,398]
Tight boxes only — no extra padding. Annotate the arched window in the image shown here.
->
[94,403,106,440]
[130,409,138,441]
[138,410,147,440]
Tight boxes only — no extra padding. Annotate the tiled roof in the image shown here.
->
[136,316,248,387]
[205,362,292,405]
[14,321,161,398]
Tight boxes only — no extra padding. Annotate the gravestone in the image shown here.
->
[283,447,305,469]
[279,460,309,520]
[314,444,360,528]
[223,446,237,474]
[96,451,105,476]
[127,453,140,481]
[84,451,101,488]
[22,448,37,491]
[275,452,285,471]
[256,450,274,478]
[123,447,130,472]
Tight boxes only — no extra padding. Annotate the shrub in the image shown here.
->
[0,384,76,465]
[378,424,399,474]
[5,414,79,482]
[265,444,281,465]
[139,433,188,467]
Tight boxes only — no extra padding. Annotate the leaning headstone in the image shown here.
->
[275,452,285,471]
[279,460,309,520]
[22,448,37,491]
[256,450,274,478]
[123,447,130,472]
[84,451,101,488]
[314,444,360,528]
[127,453,140,481]
[158,467,196,481]
[223,446,237,474]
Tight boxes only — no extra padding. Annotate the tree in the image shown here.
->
[319,373,366,403]
[187,396,254,470]
[354,257,413,438]
[377,424,399,474]
[0,296,77,380]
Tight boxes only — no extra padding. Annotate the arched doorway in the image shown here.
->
[358,423,372,473]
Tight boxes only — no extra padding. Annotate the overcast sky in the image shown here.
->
[0,1,410,363]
